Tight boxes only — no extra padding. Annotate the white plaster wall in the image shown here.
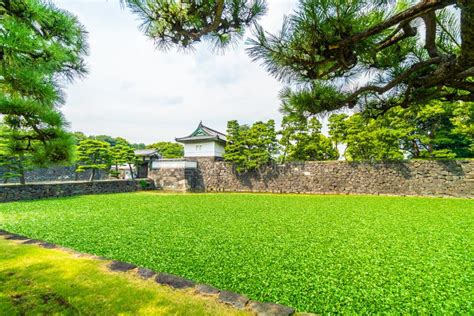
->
[184,141,224,157]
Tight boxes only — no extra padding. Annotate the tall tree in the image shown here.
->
[76,139,111,182]
[280,116,338,162]
[0,0,88,168]
[125,1,473,114]
[248,0,473,115]
[224,120,277,172]
[109,138,138,179]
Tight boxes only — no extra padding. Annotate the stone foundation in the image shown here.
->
[149,168,197,191]
[0,179,155,202]
[190,160,473,198]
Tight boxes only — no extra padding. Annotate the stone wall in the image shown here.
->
[0,179,155,202]
[193,160,473,198]
[0,166,108,184]
[149,168,197,191]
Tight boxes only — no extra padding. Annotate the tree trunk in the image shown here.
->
[128,164,134,180]
[19,170,25,185]
[89,169,95,182]
[460,0,474,68]
[18,154,26,185]
[74,164,79,181]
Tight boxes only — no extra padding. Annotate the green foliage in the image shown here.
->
[0,119,75,184]
[122,0,267,49]
[280,116,338,162]
[329,113,405,161]
[76,139,111,181]
[0,193,472,313]
[0,0,88,169]
[328,101,474,161]
[224,120,278,172]
[146,142,184,158]
[247,0,472,114]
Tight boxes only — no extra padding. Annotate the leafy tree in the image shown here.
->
[109,139,138,179]
[76,139,111,182]
[0,118,75,184]
[249,0,473,115]
[387,101,473,158]
[131,143,146,150]
[122,0,267,49]
[146,142,184,158]
[0,0,88,167]
[328,100,473,161]
[125,1,473,114]
[224,120,278,172]
[280,116,338,162]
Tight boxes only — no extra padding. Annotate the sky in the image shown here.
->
[55,0,298,144]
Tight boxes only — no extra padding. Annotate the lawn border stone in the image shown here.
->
[218,290,250,309]
[108,260,137,272]
[137,267,156,279]
[195,284,220,296]
[0,228,297,315]
[155,272,195,289]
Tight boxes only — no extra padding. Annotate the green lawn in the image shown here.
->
[0,192,472,313]
[0,238,248,315]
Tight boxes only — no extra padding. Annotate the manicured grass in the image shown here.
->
[0,237,248,315]
[0,192,472,313]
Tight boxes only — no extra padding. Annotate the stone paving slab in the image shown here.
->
[155,273,195,289]
[195,284,220,296]
[108,260,137,272]
[218,291,249,309]
[137,267,156,279]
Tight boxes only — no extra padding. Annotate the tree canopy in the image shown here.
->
[125,0,473,115]
[224,120,278,172]
[0,0,88,168]
[76,139,111,181]
[146,142,184,158]
[122,0,267,49]
[328,100,473,161]
[280,116,338,162]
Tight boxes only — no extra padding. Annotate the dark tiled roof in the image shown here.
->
[176,122,227,143]
[134,149,159,156]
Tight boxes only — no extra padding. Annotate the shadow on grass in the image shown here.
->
[0,239,247,315]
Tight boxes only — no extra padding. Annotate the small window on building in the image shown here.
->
[196,145,202,151]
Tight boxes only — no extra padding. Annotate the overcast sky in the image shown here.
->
[55,0,298,144]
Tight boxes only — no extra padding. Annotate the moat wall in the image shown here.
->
[190,160,473,198]
[0,179,154,202]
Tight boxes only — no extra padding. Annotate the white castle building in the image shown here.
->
[175,121,227,160]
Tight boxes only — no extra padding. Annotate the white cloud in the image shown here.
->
[55,0,298,144]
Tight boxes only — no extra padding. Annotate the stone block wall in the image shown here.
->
[0,165,108,183]
[193,160,473,198]
[0,179,155,202]
[149,168,197,191]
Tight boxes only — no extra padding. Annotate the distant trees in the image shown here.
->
[280,116,338,162]
[328,101,473,161]
[109,139,137,179]
[146,142,184,158]
[224,120,278,172]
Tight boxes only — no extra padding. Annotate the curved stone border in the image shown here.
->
[0,229,299,316]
